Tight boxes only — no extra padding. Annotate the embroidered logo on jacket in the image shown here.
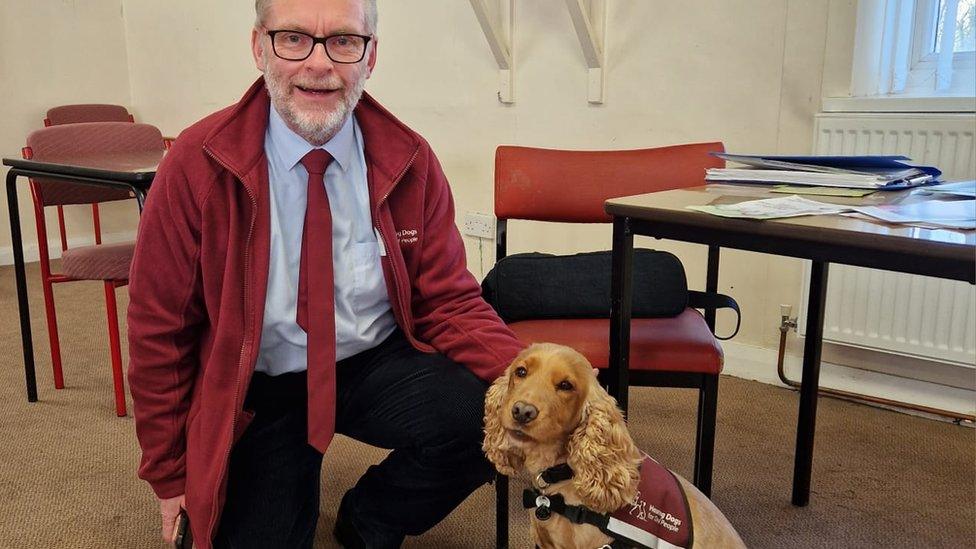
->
[397,229,419,245]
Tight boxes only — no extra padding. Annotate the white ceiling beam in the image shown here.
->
[565,0,607,103]
[469,0,515,103]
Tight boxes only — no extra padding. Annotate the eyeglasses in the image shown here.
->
[266,30,372,63]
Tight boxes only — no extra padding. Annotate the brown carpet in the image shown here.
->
[0,261,973,548]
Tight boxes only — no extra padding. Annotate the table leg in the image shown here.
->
[793,260,829,506]
[6,170,37,402]
[609,216,634,416]
[704,245,720,331]
[495,474,508,549]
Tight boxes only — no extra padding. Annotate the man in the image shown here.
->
[126,0,523,547]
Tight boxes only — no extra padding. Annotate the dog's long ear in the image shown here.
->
[566,383,642,513]
[483,369,523,475]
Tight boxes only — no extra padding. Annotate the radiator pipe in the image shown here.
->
[776,304,974,424]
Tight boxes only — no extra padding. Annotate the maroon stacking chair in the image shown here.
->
[43,105,139,249]
[23,122,166,416]
[490,142,730,547]
[44,104,134,127]
[45,104,175,150]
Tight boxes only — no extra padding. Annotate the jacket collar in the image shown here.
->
[203,77,420,202]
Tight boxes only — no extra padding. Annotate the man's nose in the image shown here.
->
[511,401,538,425]
[304,43,335,69]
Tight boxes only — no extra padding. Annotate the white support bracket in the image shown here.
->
[469,0,515,103]
[565,0,607,104]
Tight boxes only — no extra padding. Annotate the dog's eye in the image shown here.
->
[515,366,528,378]
[557,380,574,391]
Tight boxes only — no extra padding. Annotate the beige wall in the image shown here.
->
[0,0,135,252]
[1,0,861,351]
[120,1,257,135]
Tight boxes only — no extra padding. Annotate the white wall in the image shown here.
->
[0,0,135,252]
[2,0,861,353]
[363,0,841,349]
[120,1,257,135]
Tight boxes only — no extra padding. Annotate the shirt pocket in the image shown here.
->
[351,241,388,310]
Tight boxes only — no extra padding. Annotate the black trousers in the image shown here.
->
[213,329,495,548]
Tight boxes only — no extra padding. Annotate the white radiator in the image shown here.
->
[800,113,976,368]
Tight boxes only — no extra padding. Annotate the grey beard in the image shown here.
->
[265,72,367,146]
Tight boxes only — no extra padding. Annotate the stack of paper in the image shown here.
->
[923,180,976,198]
[851,199,976,230]
[687,195,852,219]
[706,153,941,190]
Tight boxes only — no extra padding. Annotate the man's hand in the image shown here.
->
[159,494,186,543]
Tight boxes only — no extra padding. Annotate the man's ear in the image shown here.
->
[252,27,267,72]
[365,36,378,78]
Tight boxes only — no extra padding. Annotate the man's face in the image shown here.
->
[252,0,377,145]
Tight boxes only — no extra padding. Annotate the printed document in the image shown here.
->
[851,199,976,230]
[687,195,851,220]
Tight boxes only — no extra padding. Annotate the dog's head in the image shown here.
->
[484,343,641,512]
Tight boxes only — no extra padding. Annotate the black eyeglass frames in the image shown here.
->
[266,30,372,63]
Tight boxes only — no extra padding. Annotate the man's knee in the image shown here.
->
[427,359,490,440]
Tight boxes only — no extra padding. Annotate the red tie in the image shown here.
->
[297,149,336,452]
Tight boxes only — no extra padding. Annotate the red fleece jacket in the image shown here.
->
[126,78,523,547]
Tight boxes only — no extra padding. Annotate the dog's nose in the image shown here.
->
[512,401,538,425]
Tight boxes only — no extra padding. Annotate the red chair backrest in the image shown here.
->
[494,142,725,223]
[24,122,165,206]
[45,104,134,126]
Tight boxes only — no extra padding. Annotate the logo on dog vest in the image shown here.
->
[608,455,693,548]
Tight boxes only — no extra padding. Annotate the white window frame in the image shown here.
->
[905,0,976,94]
[829,0,975,113]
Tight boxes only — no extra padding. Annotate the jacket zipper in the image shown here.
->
[375,148,419,330]
[202,147,256,543]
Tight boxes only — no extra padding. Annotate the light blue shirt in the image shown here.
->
[256,107,397,375]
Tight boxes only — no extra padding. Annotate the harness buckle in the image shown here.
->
[534,495,552,521]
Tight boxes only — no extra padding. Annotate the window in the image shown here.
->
[850,0,975,99]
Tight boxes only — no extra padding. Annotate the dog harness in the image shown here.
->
[523,455,693,549]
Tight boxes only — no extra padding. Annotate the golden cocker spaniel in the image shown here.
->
[484,343,746,548]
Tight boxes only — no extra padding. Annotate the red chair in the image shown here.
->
[44,104,134,126]
[23,122,166,416]
[494,141,729,484]
[490,142,731,547]
[45,104,175,150]
[43,105,139,250]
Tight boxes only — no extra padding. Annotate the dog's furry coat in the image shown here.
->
[483,343,746,548]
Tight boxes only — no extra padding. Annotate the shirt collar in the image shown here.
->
[268,105,356,173]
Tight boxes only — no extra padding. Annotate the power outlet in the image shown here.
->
[463,212,495,239]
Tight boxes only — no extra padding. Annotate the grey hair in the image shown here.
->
[255,0,378,34]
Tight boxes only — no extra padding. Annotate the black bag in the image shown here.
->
[481,250,740,340]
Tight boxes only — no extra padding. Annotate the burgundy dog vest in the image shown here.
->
[606,454,692,548]
[524,454,693,548]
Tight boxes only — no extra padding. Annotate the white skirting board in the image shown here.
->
[720,340,976,422]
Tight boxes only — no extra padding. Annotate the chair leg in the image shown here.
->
[104,281,127,417]
[495,473,509,549]
[693,374,719,497]
[40,278,65,389]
